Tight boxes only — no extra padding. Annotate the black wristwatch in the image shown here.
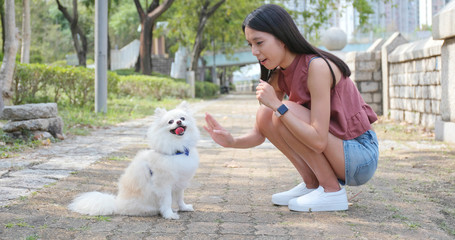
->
[274,104,288,117]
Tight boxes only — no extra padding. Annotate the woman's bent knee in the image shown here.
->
[256,105,273,128]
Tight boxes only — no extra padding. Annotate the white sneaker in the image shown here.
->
[288,186,348,212]
[272,183,315,206]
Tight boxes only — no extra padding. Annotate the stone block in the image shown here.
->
[388,38,443,63]
[390,98,397,108]
[432,1,455,40]
[405,100,412,111]
[428,85,440,100]
[421,113,437,128]
[435,86,442,100]
[356,52,374,61]
[373,71,382,81]
[373,93,382,103]
[425,57,436,71]
[3,117,63,137]
[360,82,379,93]
[361,93,373,102]
[404,111,420,125]
[370,103,382,115]
[416,99,425,112]
[425,100,432,113]
[389,87,397,98]
[358,61,378,71]
[435,119,455,143]
[440,38,455,121]
[390,109,404,121]
[352,71,373,81]
[399,86,406,98]
[408,86,416,98]
[2,103,58,120]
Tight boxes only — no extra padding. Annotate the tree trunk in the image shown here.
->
[139,17,153,75]
[20,0,31,63]
[1,3,5,54]
[189,18,206,77]
[188,0,225,79]
[0,0,19,109]
[56,0,87,67]
[134,0,175,75]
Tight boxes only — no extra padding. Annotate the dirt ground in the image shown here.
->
[0,94,454,239]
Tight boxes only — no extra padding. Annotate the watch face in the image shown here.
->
[277,104,288,115]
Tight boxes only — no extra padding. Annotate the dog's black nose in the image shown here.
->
[177,120,182,125]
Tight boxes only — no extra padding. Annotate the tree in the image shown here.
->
[109,2,139,49]
[134,0,175,75]
[0,0,18,109]
[164,0,263,80]
[188,0,225,76]
[283,0,374,44]
[0,0,4,54]
[56,0,88,67]
[20,0,31,63]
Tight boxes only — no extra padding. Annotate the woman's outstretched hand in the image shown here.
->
[203,113,235,148]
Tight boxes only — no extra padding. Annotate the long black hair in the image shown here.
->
[242,4,351,86]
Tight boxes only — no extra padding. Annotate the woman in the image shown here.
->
[204,4,379,212]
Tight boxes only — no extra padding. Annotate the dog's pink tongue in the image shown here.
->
[175,127,185,135]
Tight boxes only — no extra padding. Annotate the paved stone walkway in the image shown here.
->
[0,93,454,239]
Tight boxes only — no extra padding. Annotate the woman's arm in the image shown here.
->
[256,58,337,153]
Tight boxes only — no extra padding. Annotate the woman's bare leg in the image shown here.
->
[256,105,319,188]
[256,102,345,192]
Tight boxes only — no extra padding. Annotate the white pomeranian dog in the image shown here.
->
[68,101,200,219]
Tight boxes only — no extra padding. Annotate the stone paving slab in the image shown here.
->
[0,93,454,239]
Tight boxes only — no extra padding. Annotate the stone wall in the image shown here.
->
[345,51,382,115]
[387,38,444,127]
[346,34,445,129]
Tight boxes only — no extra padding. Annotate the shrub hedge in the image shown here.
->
[13,63,218,106]
[195,81,219,98]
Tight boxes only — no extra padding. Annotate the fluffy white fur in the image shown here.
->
[68,101,200,219]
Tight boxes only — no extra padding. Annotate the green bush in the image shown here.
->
[13,63,120,106]
[13,64,219,106]
[117,75,190,100]
[195,81,219,98]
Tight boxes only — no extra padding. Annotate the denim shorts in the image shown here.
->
[340,130,379,186]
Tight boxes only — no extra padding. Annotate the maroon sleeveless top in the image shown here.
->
[277,54,377,140]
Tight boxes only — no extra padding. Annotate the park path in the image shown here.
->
[0,93,454,239]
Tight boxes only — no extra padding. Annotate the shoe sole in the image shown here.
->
[272,199,290,206]
[288,203,348,212]
[272,189,316,206]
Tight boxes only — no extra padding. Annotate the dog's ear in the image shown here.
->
[176,101,192,113]
[154,107,167,117]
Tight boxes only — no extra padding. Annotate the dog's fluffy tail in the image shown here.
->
[68,191,116,216]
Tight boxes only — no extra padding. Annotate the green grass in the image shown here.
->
[60,96,191,136]
[84,215,112,222]
[0,133,43,158]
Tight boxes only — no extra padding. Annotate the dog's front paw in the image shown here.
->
[162,210,180,220]
[179,204,194,212]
